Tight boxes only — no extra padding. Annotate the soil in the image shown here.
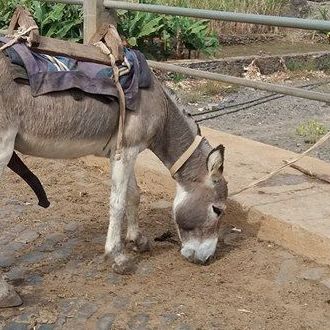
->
[0,155,330,329]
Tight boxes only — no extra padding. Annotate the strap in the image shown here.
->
[95,41,126,160]
[169,135,203,177]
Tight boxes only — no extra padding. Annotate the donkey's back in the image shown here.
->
[0,52,166,160]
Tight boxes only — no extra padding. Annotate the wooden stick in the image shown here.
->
[285,162,330,184]
[7,6,39,45]
[7,7,20,35]
[31,36,112,65]
[88,23,124,63]
[230,131,330,196]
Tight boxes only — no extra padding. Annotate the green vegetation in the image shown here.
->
[170,72,186,83]
[143,0,287,14]
[182,90,203,104]
[285,58,317,72]
[118,10,219,59]
[181,80,237,103]
[318,7,329,21]
[197,80,233,97]
[138,0,289,34]
[0,0,218,59]
[0,0,83,41]
[296,120,328,144]
[0,0,290,59]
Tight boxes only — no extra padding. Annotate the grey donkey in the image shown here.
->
[0,52,227,273]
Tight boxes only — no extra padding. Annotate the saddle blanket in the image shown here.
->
[0,36,152,110]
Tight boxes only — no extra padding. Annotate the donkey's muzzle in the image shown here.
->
[180,238,218,264]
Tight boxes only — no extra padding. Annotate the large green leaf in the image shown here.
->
[137,16,163,38]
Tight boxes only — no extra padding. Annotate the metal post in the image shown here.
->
[83,0,104,43]
[83,0,120,43]
[107,0,119,28]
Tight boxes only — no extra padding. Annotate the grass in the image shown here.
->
[180,80,238,103]
[182,91,203,103]
[286,59,318,72]
[169,72,186,83]
[135,0,289,34]
[140,0,287,13]
[198,80,236,96]
[296,120,328,144]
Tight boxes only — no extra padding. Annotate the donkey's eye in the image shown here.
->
[212,206,223,217]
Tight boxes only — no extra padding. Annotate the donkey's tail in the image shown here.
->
[7,152,50,208]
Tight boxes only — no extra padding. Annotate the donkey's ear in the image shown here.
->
[207,145,225,182]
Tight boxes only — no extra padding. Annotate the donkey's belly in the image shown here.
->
[14,133,112,159]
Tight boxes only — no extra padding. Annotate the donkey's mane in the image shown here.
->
[162,86,201,136]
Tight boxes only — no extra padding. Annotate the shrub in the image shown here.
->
[0,0,83,41]
[118,9,219,59]
[296,120,328,143]
[1,0,218,59]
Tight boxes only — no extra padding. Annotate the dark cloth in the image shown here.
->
[0,37,152,110]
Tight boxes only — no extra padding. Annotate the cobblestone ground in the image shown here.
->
[0,158,330,329]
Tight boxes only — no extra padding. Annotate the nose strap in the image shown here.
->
[170,135,204,177]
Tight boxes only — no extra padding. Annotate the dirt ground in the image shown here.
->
[0,156,330,329]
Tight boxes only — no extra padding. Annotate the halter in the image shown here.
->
[169,135,204,177]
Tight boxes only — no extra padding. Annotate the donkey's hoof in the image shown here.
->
[112,255,136,275]
[126,234,151,253]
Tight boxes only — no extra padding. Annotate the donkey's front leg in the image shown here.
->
[105,146,139,274]
[125,172,150,252]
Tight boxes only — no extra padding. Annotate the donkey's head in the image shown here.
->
[173,145,227,264]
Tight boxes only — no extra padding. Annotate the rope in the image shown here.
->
[0,25,38,51]
[229,131,330,197]
[94,41,126,160]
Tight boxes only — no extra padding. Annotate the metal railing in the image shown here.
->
[45,0,330,31]
[104,1,330,31]
[2,0,330,104]
[103,1,330,103]
[148,60,330,103]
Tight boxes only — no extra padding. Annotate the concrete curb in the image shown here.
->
[82,127,330,266]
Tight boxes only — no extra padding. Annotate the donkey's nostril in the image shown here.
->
[212,205,223,217]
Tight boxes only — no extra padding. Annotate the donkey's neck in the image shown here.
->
[150,92,210,184]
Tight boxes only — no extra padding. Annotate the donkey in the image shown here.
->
[0,52,228,273]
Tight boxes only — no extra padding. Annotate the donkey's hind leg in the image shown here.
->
[0,128,16,178]
[125,172,150,253]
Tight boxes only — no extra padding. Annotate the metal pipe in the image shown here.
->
[147,60,330,104]
[42,0,83,4]
[43,0,330,31]
[104,1,330,31]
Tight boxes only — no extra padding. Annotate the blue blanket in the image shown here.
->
[0,37,152,111]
